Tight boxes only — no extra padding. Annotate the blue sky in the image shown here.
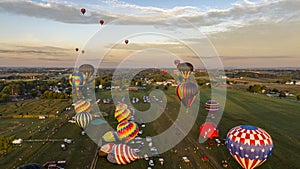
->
[0,0,299,68]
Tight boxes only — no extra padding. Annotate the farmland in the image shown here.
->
[0,86,299,169]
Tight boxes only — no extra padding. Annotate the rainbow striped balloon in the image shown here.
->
[68,72,87,91]
[74,100,91,114]
[175,82,199,108]
[115,103,128,111]
[114,108,131,123]
[205,100,219,113]
[117,121,139,143]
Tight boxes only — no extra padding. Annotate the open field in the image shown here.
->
[0,87,299,169]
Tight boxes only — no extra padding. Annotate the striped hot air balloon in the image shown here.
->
[79,64,95,80]
[109,144,139,165]
[102,131,120,142]
[199,122,219,140]
[205,100,219,113]
[99,143,115,156]
[176,82,199,108]
[117,121,139,143]
[177,62,193,79]
[114,108,131,123]
[226,125,274,169]
[74,112,93,130]
[74,100,91,114]
[69,72,87,91]
[115,103,128,111]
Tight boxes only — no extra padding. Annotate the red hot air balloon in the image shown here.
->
[125,40,129,44]
[81,8,86,15]
[161,70,167,75]
[199,122,219,140]
[99,20,104,25]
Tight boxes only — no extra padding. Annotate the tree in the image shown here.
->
[296,94,300,101]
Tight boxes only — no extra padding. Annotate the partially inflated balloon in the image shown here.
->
[74,100,91,114]
[102,131,120,142]
[226,125,274,169]
[176,82,198,108]
[117,121,139,143]
[74,112,92,130]
[115,103,128,111]
[99,143,115,156]
[199,122,219,140]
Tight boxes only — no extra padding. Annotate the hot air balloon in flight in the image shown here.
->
[81,8,86,15]
[69,72,87,91]
[205,100,220,114]
[99,20,104,25]
[79,64,95,80]
[114,108,131,123]
[74,112,93,130]
[102,131,120,143]
[176,82,199,109]
[199,122,219,140]
[107,144,139,165]
[125,40,129,44]
[75,48,79,52]
[174,59,180,66]
[117,121,139,143]
[177,62,194,79]
[74,100,91,114]
[226,125,274,169]
[81,50,85,54]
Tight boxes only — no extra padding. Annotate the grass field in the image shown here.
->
[0,87,299,169]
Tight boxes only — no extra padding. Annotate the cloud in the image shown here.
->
[0,0,299,34]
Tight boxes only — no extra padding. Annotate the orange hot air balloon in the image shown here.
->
[99,20,104,25]
[124,40,129,44]
[81,8,86,15]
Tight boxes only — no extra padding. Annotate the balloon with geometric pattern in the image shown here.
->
[116,121,139,143]
[199,122,219,140]
[226,125,274,169]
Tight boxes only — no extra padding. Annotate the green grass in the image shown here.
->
[0,87,299,169]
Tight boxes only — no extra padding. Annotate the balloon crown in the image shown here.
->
[240,125,258,130]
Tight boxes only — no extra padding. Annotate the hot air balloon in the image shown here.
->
[108,144,139,165]
[174,59,180,66]
[17,163,45,169]
[199,122,219,140]
[114,108,131,123]
[99,20,104,25]
[79,64,95,79]
[115,103,128,111]
[161,70,167,75]
[81,8,86,15]
[177,62,194,79]
[75,48,79,52]
[81,50,85,54]
[69,72,87,91]
[74,100,91,114]
[226,125,274,169]
[74,112,93,130]
[205,100,219,113]
[117,121,139,143]
[176,82,199,108]
[125,40,129,44]
[102,131,120,142]
[99,143,115,156]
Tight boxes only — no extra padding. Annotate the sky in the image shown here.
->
[0,0,299,68]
